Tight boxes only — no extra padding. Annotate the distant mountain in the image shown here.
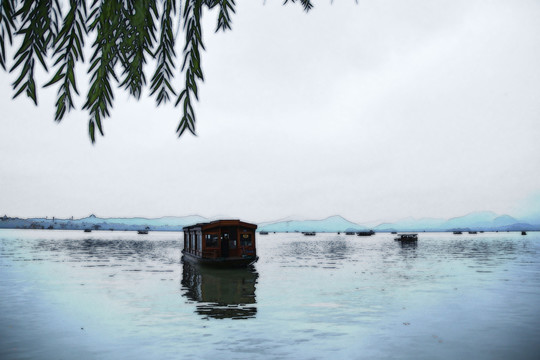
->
[493,215,520,227]
[1,211,537,233]
[377,211,536,232]
[0,214,208,231]
[441,211,499,230]
[375,217,446,232]
[258,215,368,233]
[79,214,208,227]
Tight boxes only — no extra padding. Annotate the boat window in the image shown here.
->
[241,234,252,247]
[197,232,202,251]
[205,234,219,248]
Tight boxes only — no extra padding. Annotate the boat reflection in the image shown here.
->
[181,259,258,320]
[399,241,418,250]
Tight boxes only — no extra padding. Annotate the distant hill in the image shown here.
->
[0,214,208,231]
[375,217,446,232]
[374,211,537,232]
[259,211,538,233]
[258,215,368,233]
[0,211,537,232]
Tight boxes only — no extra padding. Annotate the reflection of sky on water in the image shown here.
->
[30,238,179,264]
[1,230,540,359]
[278,239,352,268]
[274,233,525,270]
[1,230,260,321]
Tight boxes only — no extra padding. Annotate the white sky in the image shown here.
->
[1,0,539,224]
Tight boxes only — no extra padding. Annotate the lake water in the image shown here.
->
[1,229,539,359]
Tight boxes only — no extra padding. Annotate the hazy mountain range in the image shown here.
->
[258,212,538,232]
[0,214,207,231]
[1,211,538,232]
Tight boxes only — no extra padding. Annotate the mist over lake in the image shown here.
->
[1,229,539,359]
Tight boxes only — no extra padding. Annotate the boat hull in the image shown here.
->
[182,250,258,268]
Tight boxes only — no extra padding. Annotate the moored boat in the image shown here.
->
[84,229,92,233]
[138,230,148,234]
[357,230,375,236]
[394,234,418,242]
[259,231,269,235]
[453,231,462,235]
[182,220,258,268]
[522,231,527,235]
[303,232,316,236]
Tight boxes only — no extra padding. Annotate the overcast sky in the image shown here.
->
[1,0,539,224]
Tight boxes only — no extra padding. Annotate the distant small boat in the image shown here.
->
[522,231,527,235]
[468,231,477,234]
[394,234,418,242]
[391,232,397,234]
[453,231,462,235]
[357,230,375,236]
[259,231,269,235]
[84,229,92,233]
[138,230,148,234]
[345,232,355,235]
[303,232,316,236]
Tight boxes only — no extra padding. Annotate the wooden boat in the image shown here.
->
[394,234,418,242]
[453,231,462,235]
[84,229,92,233]
[303,232,316,236]
[468,231,477,234]
[357,230,375,236]
[345,232,355,235]
[522,231,527,235]
[182,220,258,268]
[137,230,148,234]
[259,231,269,235]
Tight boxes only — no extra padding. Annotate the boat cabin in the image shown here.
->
[182,220,258,267]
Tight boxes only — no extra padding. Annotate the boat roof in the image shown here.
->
[183,219,257,231]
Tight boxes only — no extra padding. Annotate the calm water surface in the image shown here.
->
[1,229,539,359]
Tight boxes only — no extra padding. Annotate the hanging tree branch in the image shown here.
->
[0,0,17,71]
[10,0,59,104]
[1,0,317,143]
[44,0,88,121]
[149,0,177,105]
